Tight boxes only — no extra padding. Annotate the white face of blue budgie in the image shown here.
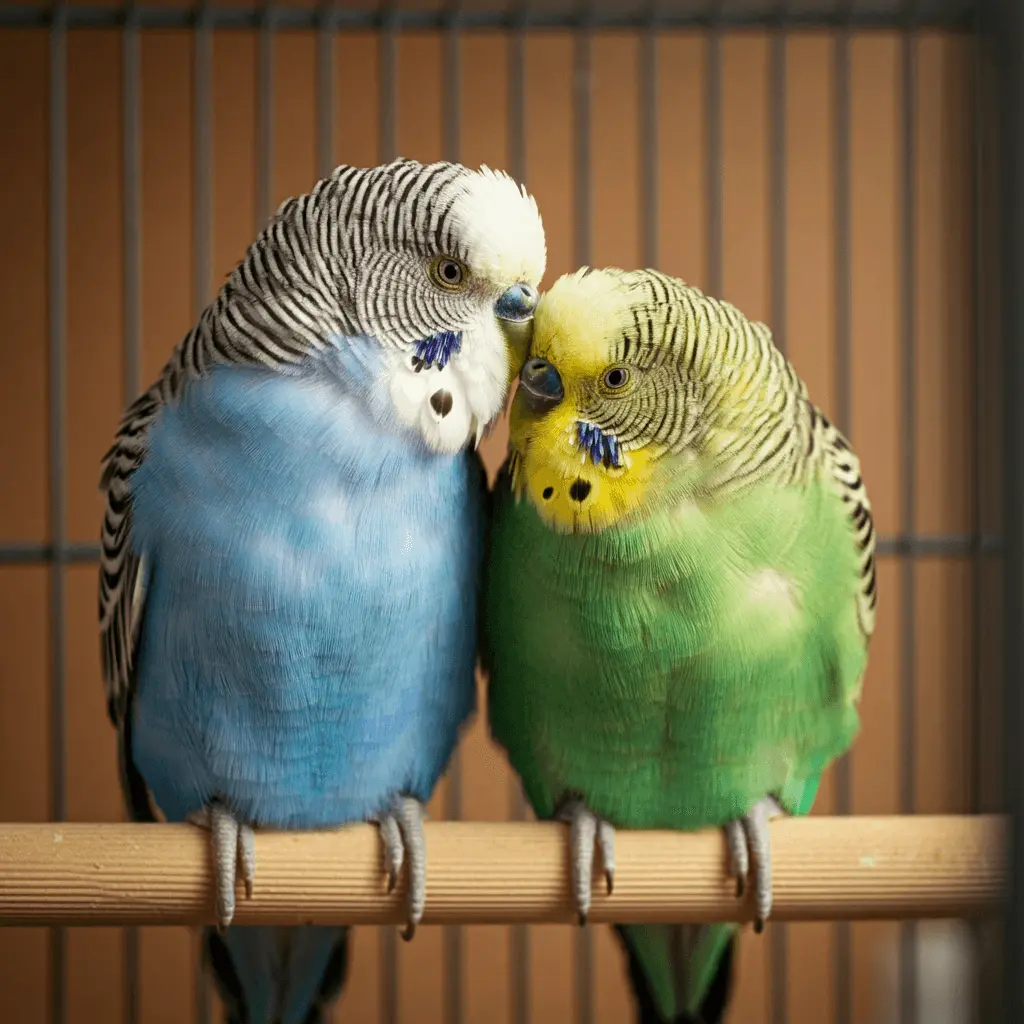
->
[337,159,547,454]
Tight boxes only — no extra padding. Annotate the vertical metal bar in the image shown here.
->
[572,9,592,1024]
[48,7,68,1024]
[378,3,396,166]
[994,0,1024,1017]
[192,4,214,1021]
[316,2,336,180]
[832,21,853,1024]
[640,7,657,268]
[194,5,212,319]
[969,22,989,1024]
[768,14,788,1024]
[377,6,398,1020]
[507,14,530,1023]
[441,8,463,1024]
[898,22,919,1024]
[121,1,142,1016]
[256,1,273,229]
[706,10,722,297]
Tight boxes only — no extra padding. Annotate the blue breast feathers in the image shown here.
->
[128,336,482,829]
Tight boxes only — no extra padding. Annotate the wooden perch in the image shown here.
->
[0,816,1005,929]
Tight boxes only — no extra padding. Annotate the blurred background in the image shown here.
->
[0,0,1001,1022]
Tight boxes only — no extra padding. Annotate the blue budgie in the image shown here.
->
[98,157,546,1024]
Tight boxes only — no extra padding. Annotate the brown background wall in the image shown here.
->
[0,8,988,1024]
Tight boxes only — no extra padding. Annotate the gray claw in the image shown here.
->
[723,796,781,933]
[376,796,427,941]
[557,799,616,926]
[188,802,256,930]
[378,813,403,894]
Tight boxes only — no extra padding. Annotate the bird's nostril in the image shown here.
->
[525,358,546,376]
[569,479,591,502]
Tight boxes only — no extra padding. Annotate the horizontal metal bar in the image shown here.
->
[0,543,101,565]
[0,5,974,31]
[0,535,1002,566]
[875,534,1004,556]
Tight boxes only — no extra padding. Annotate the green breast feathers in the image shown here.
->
[485,462,866,831]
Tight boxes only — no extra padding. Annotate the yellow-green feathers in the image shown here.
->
[485,267,876,1020]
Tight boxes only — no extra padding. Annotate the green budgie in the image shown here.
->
[483,267,876,1023]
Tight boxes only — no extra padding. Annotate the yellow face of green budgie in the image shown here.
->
[508,266,747,534]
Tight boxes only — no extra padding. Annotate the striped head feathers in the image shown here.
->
[331,158,547,454]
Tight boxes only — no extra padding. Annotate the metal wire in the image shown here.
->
[442,9,464,1024]
[640,10,658,268]
[898,21,920,1024]
[256,2,274,230]
[0,5,975,30]
[192,4,215,1019]
[0,534,996,567]
[316,2,336,181]
[571,10,593,1023]
[768,12,788,1024]
[377,6,398,1018]
[832,20,853,1024]
[120,1,144,1016]
[506,16,530,1024]
[706,12,723,297]
[46,8,69,1024]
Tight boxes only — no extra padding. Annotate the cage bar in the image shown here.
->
[191,5,215,1021]
[47,6,69,1024]
[987,0,1024,1018]
[571,12,593,1023]
[768,11,788,1024]
[505,17,530,1024]
[441,9,464,1024]
[121,1,144,1017]
[898,21,919,1024]
[0,5,977,31]
[832,19,853,1024]
[316,2,335,181]
[376,10,398,1022]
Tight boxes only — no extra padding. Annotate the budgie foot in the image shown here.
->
[187,802,256,931]
[556,797,616,926]
[723,795,784,934]
[375,795,427,943]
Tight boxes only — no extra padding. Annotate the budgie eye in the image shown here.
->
[603,367,630,391]
[430,257,466,289]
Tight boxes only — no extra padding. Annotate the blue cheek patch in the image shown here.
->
[576,420,623,469]
[413,330,463,371]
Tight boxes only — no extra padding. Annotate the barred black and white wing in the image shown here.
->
[98,157,487,728]
[97,179,342,728]
[811,406,878,642]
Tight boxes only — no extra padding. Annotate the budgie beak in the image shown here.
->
[518,357,564,413]
[494,283,539,323]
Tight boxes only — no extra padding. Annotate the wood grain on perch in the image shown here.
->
[0,816,1004,928]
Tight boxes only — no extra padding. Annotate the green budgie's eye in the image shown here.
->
[430,257,466,289]
[603,366,630,391]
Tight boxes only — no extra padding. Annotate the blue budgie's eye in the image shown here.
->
[431,257,466,289]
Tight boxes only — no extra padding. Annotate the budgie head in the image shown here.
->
[508,267,762,533]
[330,158,546,453]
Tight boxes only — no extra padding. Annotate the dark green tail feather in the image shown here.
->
[613,924,736,1024]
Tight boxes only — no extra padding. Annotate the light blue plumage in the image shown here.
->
[99,158,547,1024]
[130,344,480,830]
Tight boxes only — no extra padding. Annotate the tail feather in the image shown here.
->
[615,924,737,1024]
[203,925,350,1024]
